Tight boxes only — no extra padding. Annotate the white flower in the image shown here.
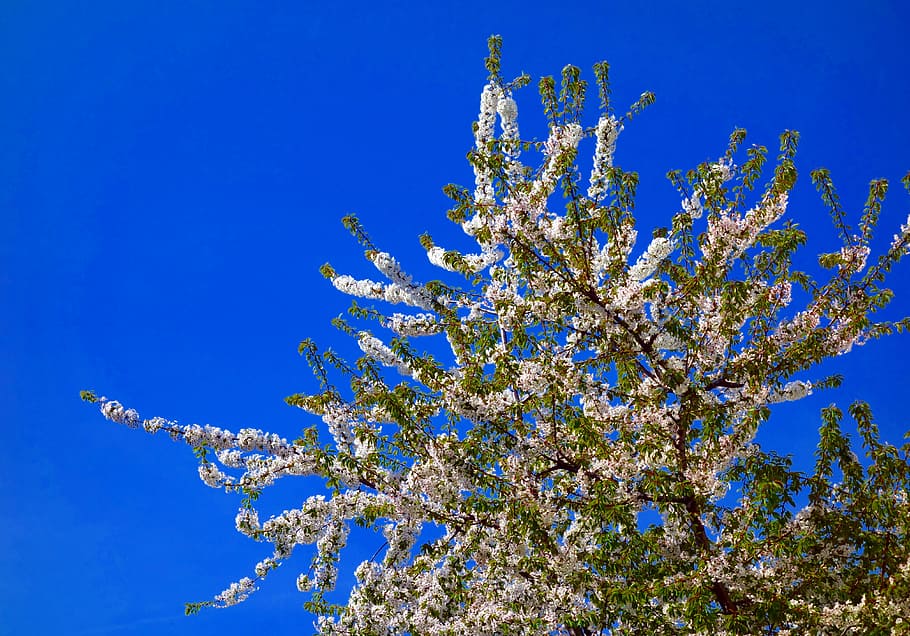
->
[682,191,704,219]
[331,274,435,310]
[100,399,140,427]
[198,463,232,488]
[473,83,502,205]
[839,243,870,273]
[296,573,313,592]
[358,332,411,376]
[216,448,244,468]
[497,95,519,157]
[889,212,910,255]
[254,557,278,578]
[143,416,167,434]
[427,245,502,273]
[768,380,812,403]
[711,157,736,183]
[214,577,255,606]
[588,115,621,199]
[628,236,673,281]
[385,313,441,337]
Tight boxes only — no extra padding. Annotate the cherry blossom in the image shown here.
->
[84,37,910,634]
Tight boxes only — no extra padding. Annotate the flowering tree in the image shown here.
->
[83,37,910,634]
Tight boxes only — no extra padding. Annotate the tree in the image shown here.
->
[83,36,910,634]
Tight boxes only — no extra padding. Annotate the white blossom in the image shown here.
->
[87,47,910,635]
[839,242,870,273]
[100,399,140,427]
[628,236,673,281]
[357,331,411,376]
[768,380,812,403]
[385,312,441,337]
[214,577,255,607]
[587,114,621,199]
[473,83,502,205]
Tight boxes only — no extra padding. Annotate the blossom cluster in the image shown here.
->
[89,39,910,634]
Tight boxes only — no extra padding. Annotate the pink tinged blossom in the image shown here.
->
[768,281,792,307]
[826,320,865,356]
[540,214,574,243]
[839,243,871,273]
[235,428,288,454]
[773,306,822,348]
[694,294,728,365]
[702,192,788,263]
[514,359,548,394]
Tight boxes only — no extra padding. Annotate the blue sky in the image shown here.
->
[2,1,909,634]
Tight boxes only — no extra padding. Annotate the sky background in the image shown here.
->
[2,1,909,634]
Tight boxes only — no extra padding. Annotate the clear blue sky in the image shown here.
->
[2,2,909,634]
